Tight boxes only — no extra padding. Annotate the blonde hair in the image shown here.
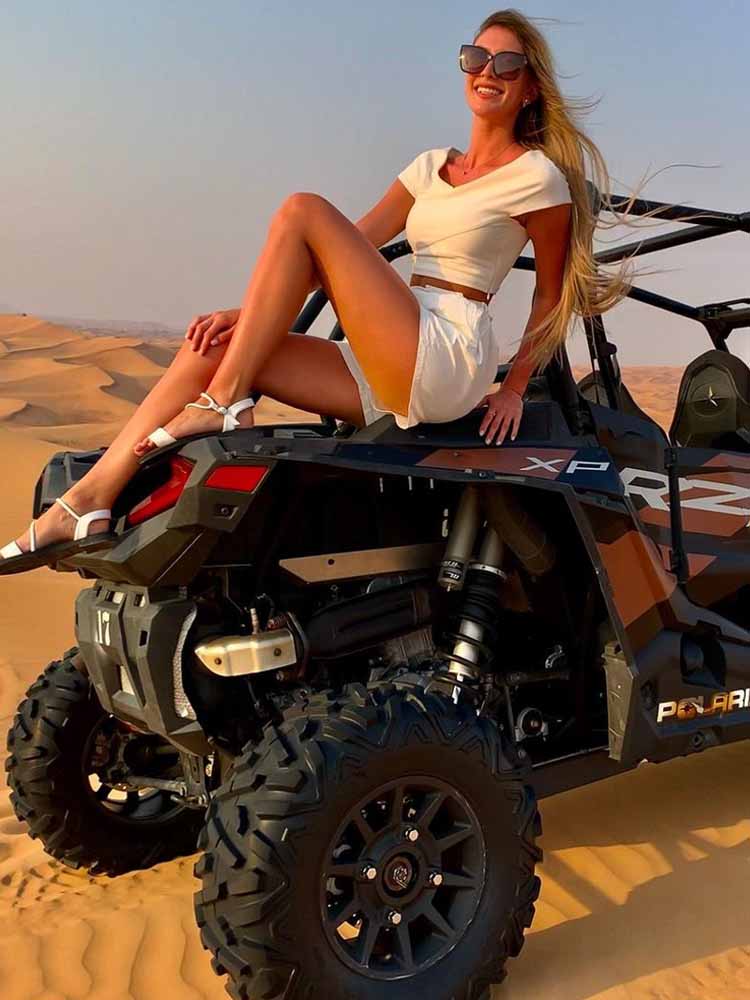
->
[476,9,707,370]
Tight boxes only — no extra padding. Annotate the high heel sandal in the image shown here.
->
[139,391,256,463]
[0,496,115,576]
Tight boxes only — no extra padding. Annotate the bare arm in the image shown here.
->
[480,202,572,444]
[503,202,572,396]
[355,178,414,248]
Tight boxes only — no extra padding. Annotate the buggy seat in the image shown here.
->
[669,349,750,449]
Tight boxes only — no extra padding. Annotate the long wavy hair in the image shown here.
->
[477,9,701,370]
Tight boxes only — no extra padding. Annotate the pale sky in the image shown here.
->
[2,1,748,364]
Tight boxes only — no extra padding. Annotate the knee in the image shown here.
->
[175,337,226,370]
[271,192,330,231]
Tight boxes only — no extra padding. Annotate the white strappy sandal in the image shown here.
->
[0,496,113,575]
[142,391,256,452]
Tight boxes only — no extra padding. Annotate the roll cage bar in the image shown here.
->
[289,182,750,433]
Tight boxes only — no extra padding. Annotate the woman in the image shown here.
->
[0,9,649,570]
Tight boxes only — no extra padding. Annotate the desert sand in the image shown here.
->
[1,314,749,1000]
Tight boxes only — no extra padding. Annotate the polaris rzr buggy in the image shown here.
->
[5,190,750,1000]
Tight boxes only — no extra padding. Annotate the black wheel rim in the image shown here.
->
[320,776,486,980]
[82,716,187,824]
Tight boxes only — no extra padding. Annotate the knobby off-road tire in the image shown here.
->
[195,679,542,1000]
[5,647,204,876]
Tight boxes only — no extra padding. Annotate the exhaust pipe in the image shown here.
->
[194,626,298,677]
[482,486,556,576]
[194,582,434,676]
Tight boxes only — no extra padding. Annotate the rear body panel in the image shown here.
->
[46,398,750,776]
[75,582,208,754]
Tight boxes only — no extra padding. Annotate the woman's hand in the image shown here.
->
[479,384,524,445]
[185,308,240,355]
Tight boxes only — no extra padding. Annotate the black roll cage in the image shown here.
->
[289,180,750,432]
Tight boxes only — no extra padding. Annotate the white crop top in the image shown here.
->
[397,146,572,294]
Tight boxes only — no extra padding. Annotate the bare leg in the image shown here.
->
[8,190,411,553]
[6,339,233,553]
[136,193,420,453]
[6,334,365,555]
[252,334,366,424]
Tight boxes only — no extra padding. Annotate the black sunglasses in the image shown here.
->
[459,44,528,80]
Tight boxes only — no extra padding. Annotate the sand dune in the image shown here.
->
[571,364,682,433]
[1,315,746,999]
[0,314,319,449]
[0,316,179,445]
[0,398,29,421]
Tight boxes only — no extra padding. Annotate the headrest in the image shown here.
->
[669,349,750,447]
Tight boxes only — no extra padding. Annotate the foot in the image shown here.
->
[5,488,111,557]
[133,393,256,458]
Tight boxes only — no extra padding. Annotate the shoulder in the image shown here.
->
[396,147,450,196]
[522,149,572,205]
[526,148,568,184]
[423,146,453,165]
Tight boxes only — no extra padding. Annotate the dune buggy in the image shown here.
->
[5,189,750,1000]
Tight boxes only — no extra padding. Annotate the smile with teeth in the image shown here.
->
[475,85,504,97]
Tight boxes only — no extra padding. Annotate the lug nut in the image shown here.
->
[404,827,419,843]
[428,871,444,887]
[361,864,377,881]
[388,910,402,926]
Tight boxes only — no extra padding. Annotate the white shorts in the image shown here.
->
[334,285,500,429]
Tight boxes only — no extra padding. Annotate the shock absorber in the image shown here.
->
[443,526,507,684]
[438,486,481,591]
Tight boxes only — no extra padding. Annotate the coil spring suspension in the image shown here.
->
[436,486,508,685]
[444,563,506,682]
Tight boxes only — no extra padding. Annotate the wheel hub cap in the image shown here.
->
[384,854,415,894]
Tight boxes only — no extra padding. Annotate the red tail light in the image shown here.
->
[203,465,269,492]
[127,456,195,526]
